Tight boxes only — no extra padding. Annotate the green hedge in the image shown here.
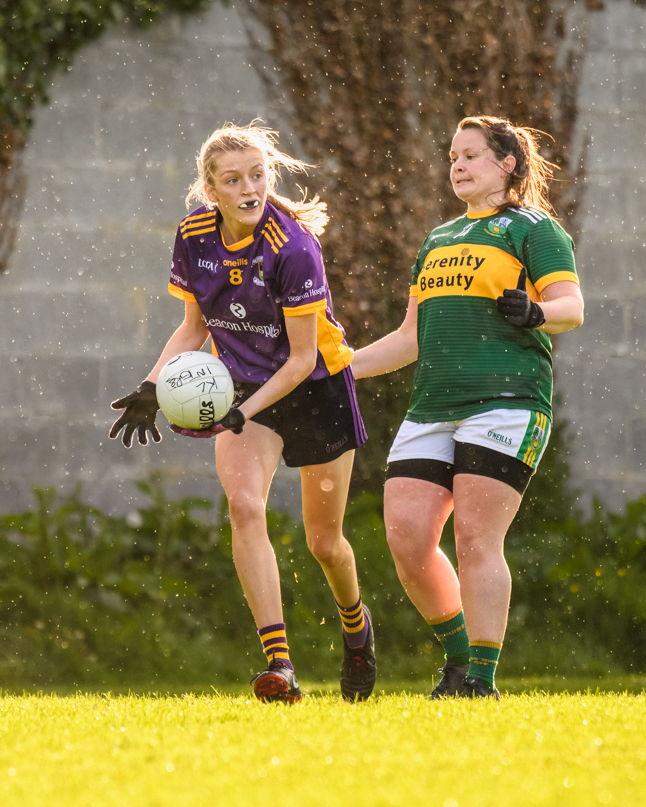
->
[1,470,645,689]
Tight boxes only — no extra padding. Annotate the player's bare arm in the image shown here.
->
[109,302,209,447]
[146,301,209,383]
[351,296,419,380]
[237,312,318,421]
[537,280,584,334]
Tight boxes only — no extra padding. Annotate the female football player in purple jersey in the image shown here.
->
[352,115,584,699]
[109,122,376,703]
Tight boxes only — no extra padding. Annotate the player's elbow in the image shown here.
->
[289,352,317,384]
[569,299,584,330]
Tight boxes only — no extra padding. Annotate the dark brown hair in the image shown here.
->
[457,115,557,215]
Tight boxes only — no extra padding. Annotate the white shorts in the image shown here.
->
[388,409,551,471]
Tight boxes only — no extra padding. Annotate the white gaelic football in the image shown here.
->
[156,352,234,430]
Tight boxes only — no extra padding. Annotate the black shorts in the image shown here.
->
[234,366,367,468]
[385,441,534,495]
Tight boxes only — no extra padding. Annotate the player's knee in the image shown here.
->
[456,535,493,571]
[385,510,426,561]
[226,492,265,529]
[307,532,343,567]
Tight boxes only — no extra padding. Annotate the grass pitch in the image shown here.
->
[1,683,644,806]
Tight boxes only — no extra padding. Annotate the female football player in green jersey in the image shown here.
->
[352,115,584,698]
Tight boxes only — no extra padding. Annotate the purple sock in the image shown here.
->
[258,623,293,670]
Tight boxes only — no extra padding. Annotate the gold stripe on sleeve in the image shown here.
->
[168,283,196,302]
[182,225,217,240]
[283,299,327,317]
[262,227,280,254]
[533,271,580,294]
[180,211,216,231]
[267,217,289,245]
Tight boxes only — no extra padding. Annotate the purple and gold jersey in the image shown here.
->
[168,202,353,384]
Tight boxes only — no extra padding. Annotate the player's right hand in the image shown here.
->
[496,266,545,329]
[109,380,161,448]
[169,407,246,438]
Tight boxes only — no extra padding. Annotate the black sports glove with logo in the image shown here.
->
[496,266,546,329]
[170,407,246,438]
[109,380,161,448]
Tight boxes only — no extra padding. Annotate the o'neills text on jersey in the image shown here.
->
[204,317,282,339]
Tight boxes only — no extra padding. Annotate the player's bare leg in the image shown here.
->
[453,474,519,642]
[453,473,521,698]
[217,421,302,702]
[384,477,460,619]
[300,450,358,606]
[385,476,472,697]
[301,449,376,700]
[215,421,284,627]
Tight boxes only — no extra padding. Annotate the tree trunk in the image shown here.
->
[0,127,27,275]
[243,0,580,487]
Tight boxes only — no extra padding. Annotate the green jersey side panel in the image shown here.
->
[407,207,578,423]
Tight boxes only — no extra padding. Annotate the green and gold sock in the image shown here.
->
[428,609,470,664]
[468,641,501,689]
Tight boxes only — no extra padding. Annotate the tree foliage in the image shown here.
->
[0,0,219,272]
[246,0,581,488]
[2,479,646,686]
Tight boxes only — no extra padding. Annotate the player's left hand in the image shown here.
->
[496,266,546,328]
[169,408,246,438]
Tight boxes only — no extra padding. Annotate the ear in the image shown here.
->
[204,181,218,205]
[501,155,516,176]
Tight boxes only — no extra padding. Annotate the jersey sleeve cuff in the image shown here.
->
[410,284,419,298]
[168,283,196,303]
[533,271,580,294]
[283,299,327,316]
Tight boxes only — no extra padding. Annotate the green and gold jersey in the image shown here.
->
[407,206,578,423]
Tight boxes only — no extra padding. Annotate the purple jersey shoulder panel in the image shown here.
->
[169,202,352,384]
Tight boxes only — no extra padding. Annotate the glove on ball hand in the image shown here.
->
[109,380,161,448]
[496,266,546,329]
[170,407,246,439]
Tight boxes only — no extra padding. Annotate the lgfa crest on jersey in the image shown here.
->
[487,217,512,237]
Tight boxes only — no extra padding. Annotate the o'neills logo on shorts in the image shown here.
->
[326,435,349,453]
[487,429,513,446]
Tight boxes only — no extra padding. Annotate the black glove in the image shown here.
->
[169,407,246,438]
[109,380,161,448]
[218,407,246,434]
[496,266,545,328]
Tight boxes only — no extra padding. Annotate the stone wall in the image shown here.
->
[2,0,646,516]
[557,0,646,512]
[0,3,301,516]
